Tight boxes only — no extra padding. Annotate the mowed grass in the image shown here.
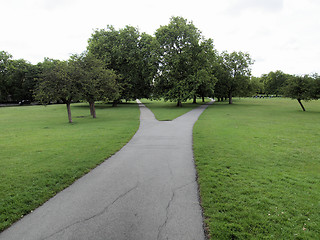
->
[193,98,320,239]
[140,98,211,120]
[0,102,139,231]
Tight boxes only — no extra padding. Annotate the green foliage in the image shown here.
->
[193,39,219,102]
[154,17,217,106]
[87,26,157,100]
[0,51,37,103]
[249,76,265,95]
[35,59,79,105]
[283,75,313,100]
[34,54,121,121]
[68,52,120,117]
[35,58,83,123]
[262,70,289,96]
[283,75,314,111]
[0,102,139,232]
[70,52,120,101]
[310,73,320,99]
[215,51,254,104]
[0,51,13,102]
[194,98,320,239]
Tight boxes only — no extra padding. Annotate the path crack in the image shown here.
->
[166,160,174,179]
[175,180,196,192]
[156,180,197,240]
[42,182,139,240]
[157,190,175,240]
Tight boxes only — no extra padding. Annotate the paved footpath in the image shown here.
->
[0,100,212,240]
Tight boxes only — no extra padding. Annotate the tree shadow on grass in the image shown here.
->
[143,101,208,110]
[73,102,137,110]
[211,102,263,108]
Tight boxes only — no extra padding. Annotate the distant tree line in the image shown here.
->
[250,70,320,111]
[1,17,320,122]
[0,51,39,103]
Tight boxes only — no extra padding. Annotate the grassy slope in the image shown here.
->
[0,102,139,231]
[140,98,210,120]
[193,98,320,239]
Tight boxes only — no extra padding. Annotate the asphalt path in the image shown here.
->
[0,100,213,240]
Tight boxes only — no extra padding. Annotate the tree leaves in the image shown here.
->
[87,26,157,100]
[154,16,217,106]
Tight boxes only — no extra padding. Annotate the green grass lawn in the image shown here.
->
[0,102,139,231]
[140,98,211,120]
[193,98,320,239]
[2,98,319,238]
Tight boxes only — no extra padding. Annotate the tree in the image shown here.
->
[311,73,320,100]
[154,16,203,107]
[87,26,157,102]
[283,75,313,111]
[192,38,218,103]
[263,70,289,96]
[213,56,230,102]
[249,76,265,95]
[35,59,80,123]
[193,69,216,103]
[8,59,38,102]
[0,51,39,103]
[137,32,159,98]
[69,52,120,118]
[0,51,12,102]
[219,51,254,104]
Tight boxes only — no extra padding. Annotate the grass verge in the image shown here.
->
[0,102,139,231]
[193,98,320,239]
[140,98,211,121]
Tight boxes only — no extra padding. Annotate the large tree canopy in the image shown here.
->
[283,75,314,111]
[35,59,81,123]
[217,51,254,104]
[0,51,38,103]
[69,52,120,118]
[87,26,157,101]
[154,16,217,106]
[192,38,219,103]
[262,70,289,96]
[311,73,320,100]
[0,51,13,102]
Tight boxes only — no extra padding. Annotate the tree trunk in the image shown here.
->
[229,92,233,104]
[297,98,306,111]
[66,102,72,123]
[177,100,182,107]
[202,96,205,102]
[92,102,96,118]
[112,100,118,107]
[89,102,93,116]
[193,95,197,104]
[90,101,96,118]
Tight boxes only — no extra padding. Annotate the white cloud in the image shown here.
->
[1,0,319,76]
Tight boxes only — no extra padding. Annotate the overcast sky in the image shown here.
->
[1,0,319,76]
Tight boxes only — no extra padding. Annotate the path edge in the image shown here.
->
[191,99,215,240]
